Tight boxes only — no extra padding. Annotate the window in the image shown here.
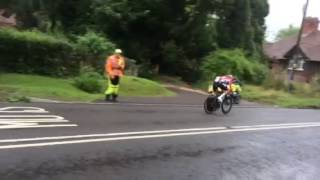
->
[288,54,305,71]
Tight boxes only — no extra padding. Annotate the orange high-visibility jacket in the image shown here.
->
[105,55,125,77]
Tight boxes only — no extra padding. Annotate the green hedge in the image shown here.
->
[0,28,83,76]
[200,49,268,84]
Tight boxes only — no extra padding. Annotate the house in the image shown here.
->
[264,17,320,83]
[0,9,16,27]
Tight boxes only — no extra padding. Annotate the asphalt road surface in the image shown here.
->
[0,91,320,180]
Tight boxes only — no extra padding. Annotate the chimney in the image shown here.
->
[302,17,319,35]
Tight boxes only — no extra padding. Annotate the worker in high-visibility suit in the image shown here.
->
[231,79,242,94]
[105,49,125,102]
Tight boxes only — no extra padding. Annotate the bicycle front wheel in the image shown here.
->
[221,96,233,114]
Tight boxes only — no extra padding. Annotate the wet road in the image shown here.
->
[0,100,320,180]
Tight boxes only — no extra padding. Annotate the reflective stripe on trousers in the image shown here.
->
[105,76,120,95]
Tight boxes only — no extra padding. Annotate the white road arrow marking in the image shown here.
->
[0,107,48,113]
[0,107,77,130]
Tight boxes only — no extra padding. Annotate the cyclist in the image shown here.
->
[208,75,235,102]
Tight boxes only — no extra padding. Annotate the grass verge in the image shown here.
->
[0,73,175,102]
[242,85,320,109]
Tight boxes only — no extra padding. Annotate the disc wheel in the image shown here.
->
[204,96,219,114]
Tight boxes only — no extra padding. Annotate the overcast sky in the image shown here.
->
[266,0,320,41]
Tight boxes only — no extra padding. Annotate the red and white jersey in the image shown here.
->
[215,75,234,84]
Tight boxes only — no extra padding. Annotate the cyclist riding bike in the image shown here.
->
[205,75,236,114]
[208,75,236,102]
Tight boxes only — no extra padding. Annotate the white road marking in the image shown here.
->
[0,107,77,130]
[232,122,320,129]
[0,122,320,150]
[0,119,69,123]
[0,127,227,143]
[0,107,48,113]
[0,115,65,119]
[0,124,78,130]
[0,115,71,129]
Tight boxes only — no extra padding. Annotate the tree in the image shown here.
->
[92,0,218,81]
[275,25,299,41]
[3,0,92,31]
[2,0,270,81]
[250,0,269,55]
[215,0,268,56]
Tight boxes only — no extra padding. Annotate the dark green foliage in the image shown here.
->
[0,28,82,76]
[138,63,157,79]
[91,0,222,82]
[2,0,270,81]
[76,31,116,70]
[201,49,268,84]
[216,0,269,55]
[73,66,103,93]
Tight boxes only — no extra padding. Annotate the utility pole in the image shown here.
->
[288,0,310,93]
[297,0,310,46]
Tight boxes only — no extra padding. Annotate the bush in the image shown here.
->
[263,72,287,90]
[0,28,83,76]
[7,94,31,103]
[311,75,320,96]
[76,31,116,71]
[200,49,268,84]
[73,67,103,93]
[76,31,115,56]
[251,63,268,85]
